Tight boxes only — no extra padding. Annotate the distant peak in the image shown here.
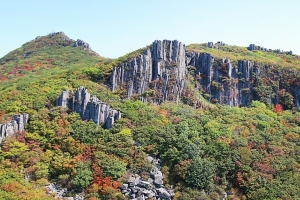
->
[32,31,93,51]
[48,31,66,37]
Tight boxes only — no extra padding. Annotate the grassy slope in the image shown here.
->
[0,33,116,121]
[186,43,300,70]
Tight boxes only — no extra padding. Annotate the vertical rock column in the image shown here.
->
[0,113,29,143]
[56,90,69,109]
[110,40,187,103]
[56,86,121,129]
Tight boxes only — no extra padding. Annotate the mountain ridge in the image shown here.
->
[1,32,300,199]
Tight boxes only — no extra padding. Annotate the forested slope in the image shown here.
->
[0,33,299,199]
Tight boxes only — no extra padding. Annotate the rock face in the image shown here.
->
[110,39,299,108]
[187,52,257,107]
[0,113,28,143]
[110,40,187,103]
[73,39,90,50]
[56,86,121,129]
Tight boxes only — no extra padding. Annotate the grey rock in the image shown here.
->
[187,52,259,107]
[147,178,153,184]
[56,86,121,129]
[134,176,141,186]
[0,113,28,144]
[151,167,163,177]
[122,189,128,194]
[146,156,154,163]
[24,51,31,58]
[121,184,128,190]
[248,44,255,51]
[74,39,91,50]
[129,182,135,188]
[110,40,186,103]
[130,193,136,199]
[157,188,171,199]
[109,39,298,108]
[137,194,145,200]
[154,175,163,185]
[56,90,69,109]
[128,175,135,183]
[132,187,142,193]
[144,190,155,198]
[48,32,65,37]
[168,189,175,196]
[138,181,150,189]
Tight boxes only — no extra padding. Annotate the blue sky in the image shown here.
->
[1,0,300,58]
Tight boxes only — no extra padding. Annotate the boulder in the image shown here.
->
[121,184,128,190]
[168,189,175,196]
[154,175,163,185]
[157,188,171,199]
[129,193,136,199]
[147,178,153,184]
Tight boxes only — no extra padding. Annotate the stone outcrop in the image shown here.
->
[56,86,121,129]
[73,39,90,50]
[46,183,84,200]
[248,44,293,55]
[46,32,91,51]
[186,52,289,107]
[110,39,299,108]
[187,52,257,107]
[121,155,174,200]
[110,40,187,103]
[0,113,28,143]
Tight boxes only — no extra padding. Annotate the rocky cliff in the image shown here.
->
[56,86,121,129]
[110,40,187,103]
[0,113,28,143]
[187,52,258,107]
[110,40,299,108]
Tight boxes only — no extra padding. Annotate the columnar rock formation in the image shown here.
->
[187,52,258,107]
[0,113,28,143]
[110,40,299,108]
[56,86,121,129]
[110,40,187,103]
[248,44,293,55]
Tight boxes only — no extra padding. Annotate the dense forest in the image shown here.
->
[0,32,299,200]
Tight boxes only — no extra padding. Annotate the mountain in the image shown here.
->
[0,34,300,200]
[0,32,115,122]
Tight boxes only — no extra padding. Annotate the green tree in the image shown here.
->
[71,162,93,192]
[84,67,104,82]
[186,157,216,190]
[94,151,126,179]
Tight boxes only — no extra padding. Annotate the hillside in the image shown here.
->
[186,42,300,69]
[0,32,116,122]
[0,35,300,200]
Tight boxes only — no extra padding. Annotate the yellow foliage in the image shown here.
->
[119,128,132,137]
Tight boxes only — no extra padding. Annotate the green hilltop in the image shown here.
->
[186,42,300,70]
[0,32,116,121]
